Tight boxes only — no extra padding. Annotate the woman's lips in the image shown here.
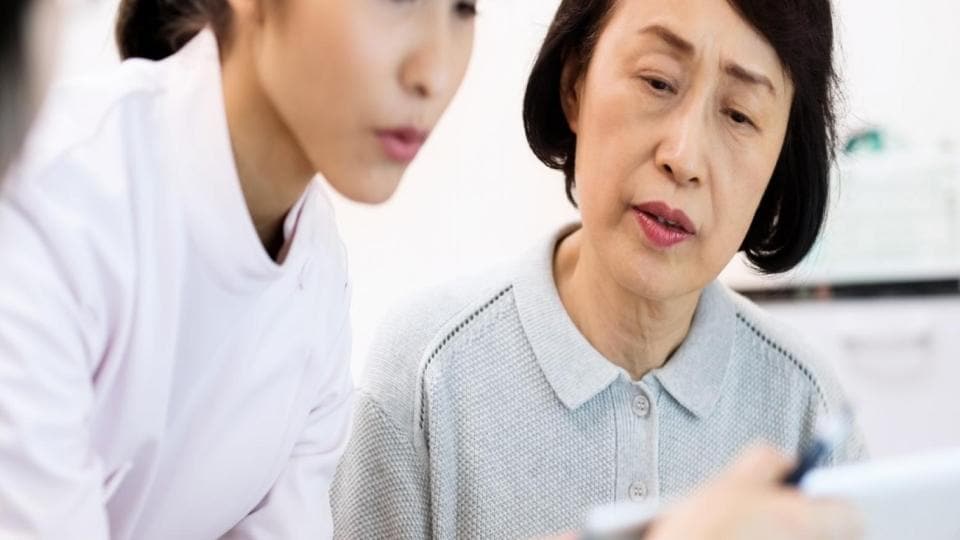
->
[633,201,696,249]
[376,128,428,163]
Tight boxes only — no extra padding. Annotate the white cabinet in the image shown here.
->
[759,297,960,458]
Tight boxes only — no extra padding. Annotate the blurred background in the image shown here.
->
[61,0,960,458]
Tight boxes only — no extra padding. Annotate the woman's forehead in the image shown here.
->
[601,0,789,87]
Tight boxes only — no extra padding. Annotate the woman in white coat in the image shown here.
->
[0,0,477,538]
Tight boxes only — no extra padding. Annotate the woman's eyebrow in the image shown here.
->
[637,24,695,57]
[725,63,777,96]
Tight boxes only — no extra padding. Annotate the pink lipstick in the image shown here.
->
[633,201,696,249]
[376,127,429,163]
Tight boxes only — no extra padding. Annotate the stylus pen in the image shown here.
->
[784,406,854,486]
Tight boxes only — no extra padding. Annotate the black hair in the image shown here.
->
[1,0,35,172]
[115,0,232,61]
[523,0,838,275]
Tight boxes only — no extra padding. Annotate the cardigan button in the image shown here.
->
[632,392,651,418]
[629,480,649,502]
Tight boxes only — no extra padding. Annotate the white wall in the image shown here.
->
[836,0,960,147]
[57,0,121,79]
[58,1,960,380]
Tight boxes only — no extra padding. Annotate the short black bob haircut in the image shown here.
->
[523,0,839,275]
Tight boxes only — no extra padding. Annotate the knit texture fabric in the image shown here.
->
[332,226,865,539]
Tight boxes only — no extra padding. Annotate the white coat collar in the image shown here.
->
[156,29,320,290]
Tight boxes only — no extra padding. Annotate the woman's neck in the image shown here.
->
[554,228,701,380]
[220,37,315,260]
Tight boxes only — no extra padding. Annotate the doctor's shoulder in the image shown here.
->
[10,56,169,203]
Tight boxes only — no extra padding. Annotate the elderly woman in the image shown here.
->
[332,0,864,537]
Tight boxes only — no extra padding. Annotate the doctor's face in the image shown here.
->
[247,0,477,204]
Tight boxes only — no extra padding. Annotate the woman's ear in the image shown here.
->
[560,54,584,135]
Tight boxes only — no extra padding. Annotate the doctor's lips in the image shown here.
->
[376,127,429,163]
[633,201,697,249]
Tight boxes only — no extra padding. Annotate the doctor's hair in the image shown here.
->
[115,0,232,60]
[523,0,839,275]
[0,0,33,172]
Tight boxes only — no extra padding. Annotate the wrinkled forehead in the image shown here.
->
[600,0,791,92]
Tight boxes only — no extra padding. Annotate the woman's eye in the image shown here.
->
[645,78,675,94]
[455,1,478,18]
[387,0,477,19]
[727,109,755,128]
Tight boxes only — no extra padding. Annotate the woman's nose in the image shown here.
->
[399,28,453,101]
[654,102,708,187]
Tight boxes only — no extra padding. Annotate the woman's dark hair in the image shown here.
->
[115,0,232,61]
[0,0,34,172]
[523,0,838,274]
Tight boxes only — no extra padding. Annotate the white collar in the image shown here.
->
[156,29,321,290]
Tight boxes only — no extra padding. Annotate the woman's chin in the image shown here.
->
[611,257,703,303]
[326,167,404,206]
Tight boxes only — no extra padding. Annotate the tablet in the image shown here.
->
[801,447,960,540]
